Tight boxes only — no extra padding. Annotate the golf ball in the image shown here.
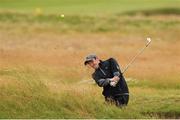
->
[60,14,64,18]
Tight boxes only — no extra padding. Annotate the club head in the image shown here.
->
[146,37,151,46]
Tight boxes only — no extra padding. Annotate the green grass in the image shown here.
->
[0,0,180,15]
[0,0,180,118]
[0,0,179,34]
[0,12,179,34]
[0,67,180,118]
[122,8,180,16]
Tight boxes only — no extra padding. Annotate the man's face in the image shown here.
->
[87,58,100,69]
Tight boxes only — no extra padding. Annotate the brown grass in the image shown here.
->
[0,29,180,81]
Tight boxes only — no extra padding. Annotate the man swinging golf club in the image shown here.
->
[84,54,129,107]
[84,38,151,107]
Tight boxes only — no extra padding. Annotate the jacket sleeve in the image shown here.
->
[92,73,110,87]
[109,58,122,77]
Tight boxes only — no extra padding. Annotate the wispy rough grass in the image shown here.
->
[0,6,180,118]
[0,66,180,118]
[0,12,179,33]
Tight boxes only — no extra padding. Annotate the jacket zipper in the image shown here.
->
[99,67,106,76]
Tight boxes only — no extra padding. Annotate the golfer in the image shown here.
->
[84,54,129,107]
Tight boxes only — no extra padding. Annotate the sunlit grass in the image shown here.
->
[0,12,179,33]
[0,0,179,15]
[0,65,180,118]
[0,5,180,118]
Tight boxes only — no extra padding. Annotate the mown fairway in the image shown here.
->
[0,0,180,15]
[0,0,180,119]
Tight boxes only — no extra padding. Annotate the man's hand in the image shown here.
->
[110,81,117,87]
[109,76,120,87]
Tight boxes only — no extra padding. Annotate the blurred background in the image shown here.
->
[0,0,180,118]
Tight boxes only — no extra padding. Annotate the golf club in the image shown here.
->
[122,37,151,74]
[78,38,151,84]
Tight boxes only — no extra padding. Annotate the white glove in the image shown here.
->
[110,81,117,87]
[109,76,120,87]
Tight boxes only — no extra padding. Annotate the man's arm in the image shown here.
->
[109,58,122,86]
[110,76,120,82]
[92,74,110,87]
[92,58,122,87]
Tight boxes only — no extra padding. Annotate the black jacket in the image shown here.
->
[92,58,129,97]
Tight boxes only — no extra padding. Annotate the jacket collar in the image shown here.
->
[95,60,103,71]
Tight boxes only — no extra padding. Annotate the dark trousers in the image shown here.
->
[105,95,129,107]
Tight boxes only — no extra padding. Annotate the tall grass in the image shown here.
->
[0,4,180,118]
[0,12,179,33]
[0,65,180,118]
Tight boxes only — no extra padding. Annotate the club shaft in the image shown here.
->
[122,45,148,74]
